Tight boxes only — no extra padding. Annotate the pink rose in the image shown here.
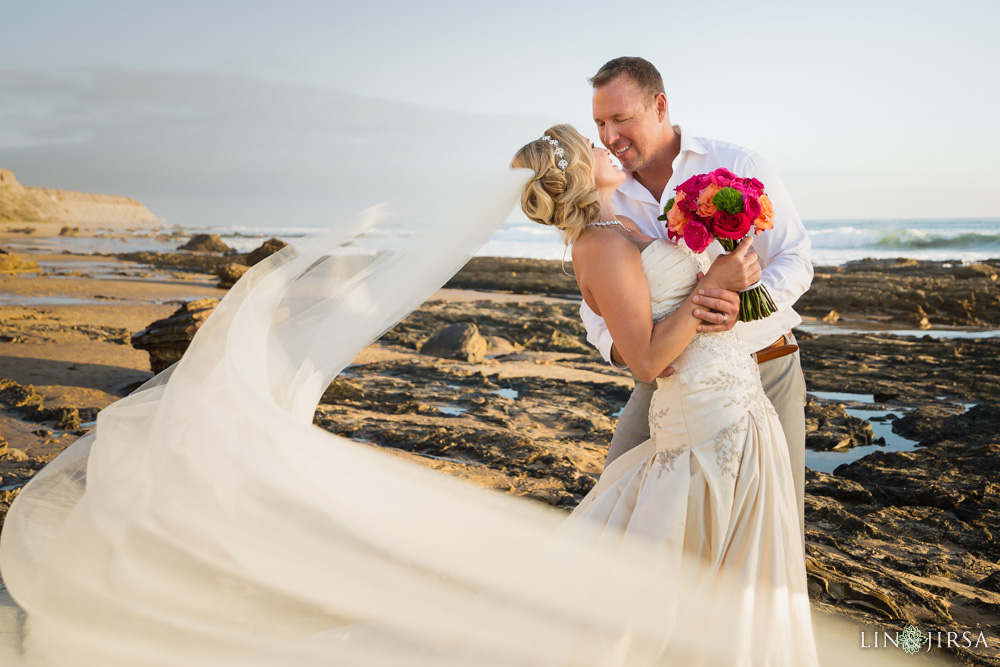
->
[683,220,712,253]
[709,168,738,189]
[677,189,700,216]
[742,194,762,223]
[712,210,752,240]
[675,173,709,200]
[745,176,765,192]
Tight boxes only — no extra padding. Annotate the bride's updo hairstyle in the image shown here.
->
[510,124,600,245]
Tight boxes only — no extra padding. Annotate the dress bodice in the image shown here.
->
[640,239,709,322]
[639,239,752,375]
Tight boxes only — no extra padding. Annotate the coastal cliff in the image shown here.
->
[0,168,159,227]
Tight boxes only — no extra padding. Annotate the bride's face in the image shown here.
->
[591,143,626,189]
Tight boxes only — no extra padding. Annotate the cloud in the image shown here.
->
[0,67,552,226]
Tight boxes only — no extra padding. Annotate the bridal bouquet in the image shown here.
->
[657,167,777,321]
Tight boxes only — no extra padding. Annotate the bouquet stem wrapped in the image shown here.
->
[657,168,778,322]
[716,237,778,321]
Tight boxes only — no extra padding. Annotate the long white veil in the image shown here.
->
[0,169,923,666]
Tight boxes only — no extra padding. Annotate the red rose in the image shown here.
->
[712,211,752,240]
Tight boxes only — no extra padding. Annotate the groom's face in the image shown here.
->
[592,75,661,173]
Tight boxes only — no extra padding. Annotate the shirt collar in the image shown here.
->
[617,125,707,204]
[676,125,709,156]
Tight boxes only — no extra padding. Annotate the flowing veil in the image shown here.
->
[0,169,914,666]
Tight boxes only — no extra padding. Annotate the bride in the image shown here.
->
[511,125,818,665]
[0,126,821,666]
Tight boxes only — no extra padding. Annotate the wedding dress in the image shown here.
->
[0,170,858,666]
[562,238,818,665]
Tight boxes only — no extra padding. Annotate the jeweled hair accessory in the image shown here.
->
[540,135,569,171]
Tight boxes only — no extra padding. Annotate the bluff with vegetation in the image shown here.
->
[0,168,159,226]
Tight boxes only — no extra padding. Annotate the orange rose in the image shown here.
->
[667,200,689,236]
[754,194,774,233]
[696,183,720,218]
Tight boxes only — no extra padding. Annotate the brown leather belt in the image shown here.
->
[754,332,798,364]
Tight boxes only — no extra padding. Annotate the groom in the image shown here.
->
[580,57,813,536]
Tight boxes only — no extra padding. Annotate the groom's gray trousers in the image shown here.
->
[605,336,807,540]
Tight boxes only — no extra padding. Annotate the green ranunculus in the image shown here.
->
[711,187,744,214]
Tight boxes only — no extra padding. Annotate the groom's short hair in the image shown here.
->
[588,57,665,104]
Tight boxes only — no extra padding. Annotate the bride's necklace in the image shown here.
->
[586,220,632,233]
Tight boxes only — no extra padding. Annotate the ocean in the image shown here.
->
[478,218,1000,266]
[11,218,1000,267]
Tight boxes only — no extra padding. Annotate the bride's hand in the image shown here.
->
[704,236,760,292]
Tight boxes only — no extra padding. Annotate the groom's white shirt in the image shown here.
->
[581,126,813,359]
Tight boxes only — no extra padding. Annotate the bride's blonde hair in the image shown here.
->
[510,124,600,245]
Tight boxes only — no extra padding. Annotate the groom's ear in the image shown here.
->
[654,93,669,122]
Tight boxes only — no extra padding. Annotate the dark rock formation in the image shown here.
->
[178,234,232,253]
[443,256,1000,329]
[131,298,220,373]
[419,323,488,363]
[805,398,877,450]
[381,299,595,357]
[245,238,288,266]
[445,256,581,296]
[117,251,233,274]
[484,336,521,358]
[798,258,1000,328]
[0,379,45,417]
[216,263,250,288]
[799,332,1000,405]
[54,407,81,431]
[121,237,288,279]
[804,404,1000,665]
[0,380,87,433]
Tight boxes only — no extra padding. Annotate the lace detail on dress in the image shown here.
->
[680,332,773,479]
[648,400,690,475]
[713,420,745,477]
[654,448,684,476]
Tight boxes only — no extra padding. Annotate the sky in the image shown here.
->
[1,0,998,227]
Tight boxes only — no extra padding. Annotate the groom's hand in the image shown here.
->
[692,279,740,332]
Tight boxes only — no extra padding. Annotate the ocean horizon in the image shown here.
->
[180,217,1000,266]
[10,218,1000,267]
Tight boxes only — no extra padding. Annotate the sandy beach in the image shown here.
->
[2,224,999,665]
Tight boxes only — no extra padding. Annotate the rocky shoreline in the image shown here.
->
[449,255,1000,329]
[1,238,998,665]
